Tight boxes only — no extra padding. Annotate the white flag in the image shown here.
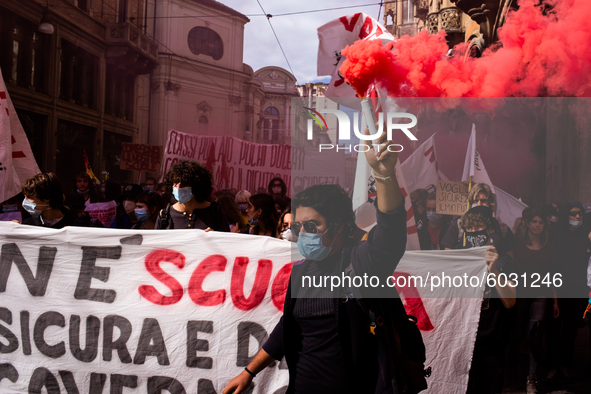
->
[461,124,495,193]
[0,67,40,202]
[317,13,394,107]
[400,134,440,194]
[352,151,420,250]
[495,186,528,228]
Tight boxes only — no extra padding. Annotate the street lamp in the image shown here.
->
[38,6,54,35]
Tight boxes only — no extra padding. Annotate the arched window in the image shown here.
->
[199,115,209,135]
[264,106,279,116]
[188,27,223,60]
[262,107,280,143]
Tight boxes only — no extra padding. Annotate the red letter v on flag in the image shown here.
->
[339,13,362,32]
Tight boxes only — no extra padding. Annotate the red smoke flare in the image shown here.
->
[340,0,591,98]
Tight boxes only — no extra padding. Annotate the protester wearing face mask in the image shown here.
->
[155,161,229,231]
[224,128,411,394]
[73,172,101,204]
[459,206,516,394]
[545,200,591,381]
[21,172,83,228]
[418,192,449,250]
[235,190,251,227]
[442,183,516,255]
[268,177,291,209]
[110,184,143,229]
[143,177,157,193]
[246,194,278,237]
[276,208,295,241]
[131,192,164,230]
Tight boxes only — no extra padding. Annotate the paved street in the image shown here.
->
[503,327,591,394]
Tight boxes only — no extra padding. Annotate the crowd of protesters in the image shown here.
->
[1,160,590,394]
[412,183,591,394]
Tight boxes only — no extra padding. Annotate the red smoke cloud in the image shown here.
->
[340,0,591,98]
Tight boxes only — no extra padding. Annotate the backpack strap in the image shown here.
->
[158,204,173,229]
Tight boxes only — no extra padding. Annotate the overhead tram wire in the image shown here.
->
[255,0,296,78]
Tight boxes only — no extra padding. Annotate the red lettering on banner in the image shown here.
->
[0,91,6,99]
[339,13,362,32]
[271,263,292,312]
[231,257,272,311]
[11,135,26,159]
[359,16,380,40]
[392,272,434,331]
[188,255,227,306]
[138,250,185,305]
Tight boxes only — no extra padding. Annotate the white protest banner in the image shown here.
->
[461,124,495,193]
[0,222,294,393]
[0,223,486,394]
[0,67,41,203]
[394,247,487,394]
[85,200,118,227]
[400,134,440,194]
[161,130,345,194]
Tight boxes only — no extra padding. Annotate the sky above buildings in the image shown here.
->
[221,0,383,84]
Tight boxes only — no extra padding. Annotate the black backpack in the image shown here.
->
[341,252,430,394]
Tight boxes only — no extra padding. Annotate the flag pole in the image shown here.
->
[463,176,473,247]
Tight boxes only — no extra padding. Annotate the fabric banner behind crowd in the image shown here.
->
[0,66,41,203]
[0,223,487,393]
[160,130,345,194]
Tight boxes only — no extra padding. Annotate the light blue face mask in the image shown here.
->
[135,208,149,222]
[173,186,194,204]
[569,219,583,229]
[297,230,333,261]
[22,199,46,218]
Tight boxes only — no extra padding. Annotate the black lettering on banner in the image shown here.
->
[147,376,186,394]
[89,373,107,394]
[21,310,31,355]
[103,315,132,363]
[119,235,143,245]
[0,363,18,383]
[186,320,213,369]
[74,246,121,303]
[0,244,56,296]
[34,311,66,358]
[59,370,80,394]
[28,367,60,394]
[110,374,138,394]
[0,307,18,353]
[133,318,170,365]
[236,322,269,367]
[70,315,100,362]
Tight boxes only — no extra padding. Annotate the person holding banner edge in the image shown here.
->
[222,125,418,394]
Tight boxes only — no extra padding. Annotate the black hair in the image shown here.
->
[217,195,245,232]
[164,160,213,203]
[250,193,278,237]
[268,177,287,197]
[292,184,356,240]
[136,192,164,215]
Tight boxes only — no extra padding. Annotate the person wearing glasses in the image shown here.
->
[268,177,291,208]
[545,200,591,382]
[223,129,407,394]
[458,206,516,394]
[441,183,516,255]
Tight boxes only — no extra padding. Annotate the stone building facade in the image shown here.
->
[0,0,158,189]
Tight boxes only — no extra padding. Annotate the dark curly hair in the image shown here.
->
[268,176,287,197]
[292,184,356,241]
[22,172,64,209]
[164,160,213,203]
